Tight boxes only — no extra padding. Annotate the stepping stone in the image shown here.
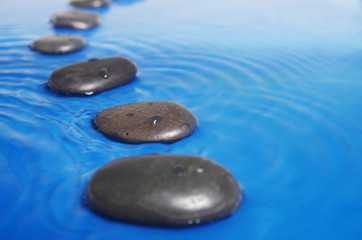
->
[51,10,100,30]
[93,101,196,143]
[86,154,242,227]
[30,35,86,54]
[70,0,111,8]
[48,57,137,96]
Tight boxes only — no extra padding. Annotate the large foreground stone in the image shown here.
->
[86,154,242,227]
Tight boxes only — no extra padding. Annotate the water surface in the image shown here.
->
[1,0,362,239]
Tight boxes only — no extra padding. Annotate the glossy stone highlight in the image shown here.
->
[51,10,100,29]
[30,35,86,54]
[94,101,196,143]
[48,57,137,96]
[70,0,111,8]
[86,154,242,227]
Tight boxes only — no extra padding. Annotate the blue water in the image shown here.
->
[1,0,362,239]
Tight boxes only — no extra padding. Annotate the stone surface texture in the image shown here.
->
[30,35,86,54]
[70,0,111,8]
[51,10,100,29]
[86,154,242,227]
[48,57,137,96]
[94,101,196,143]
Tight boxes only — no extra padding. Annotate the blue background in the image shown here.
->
[1,0,362,239]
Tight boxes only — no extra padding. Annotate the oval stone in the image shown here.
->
[70,0,111,8]
[48,57,137,96]
[30,35,86,54]
[86,154,242,227]
[93,101,196,143]
[51,10,100,30]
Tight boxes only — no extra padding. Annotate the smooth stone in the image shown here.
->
[48,57,137,96]
[70,0,111,8]
[51,10,100,30]
[93,101,196,143]
[30,35,86,54]
[86,154,242,227]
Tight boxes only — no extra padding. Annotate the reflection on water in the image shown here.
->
[113,0,145,6]
[1,0,362,239]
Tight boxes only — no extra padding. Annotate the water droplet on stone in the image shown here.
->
[149,115,162,127]
[195,218,201,224]
[85,91,94,95]
[196,168,204,174]
[187,219,193,224]
[94,101,196,143]
[180,123,190,131]
[99,67,109,79]
[48,57,137,96]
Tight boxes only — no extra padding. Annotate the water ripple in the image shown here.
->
[2,0,362,239]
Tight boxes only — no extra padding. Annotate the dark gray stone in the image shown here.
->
[30,35,86,54]
[93,101,196,143]
[86,154,242,227]
[51,10,100,30]
[48,57,137,96]
[70,0,111,8]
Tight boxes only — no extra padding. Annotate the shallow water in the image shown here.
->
[1,0,362,239]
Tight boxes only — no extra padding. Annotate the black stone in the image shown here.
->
[70,0,111,8]
[93,101,196,143]
[86,154,242,227]
[30,35,86,54]
[51,10,100,30]
[48,57,137,96]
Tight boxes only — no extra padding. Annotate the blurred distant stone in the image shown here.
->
[70,0,111,8]
[51,10,100,30]
[30,35,86,54]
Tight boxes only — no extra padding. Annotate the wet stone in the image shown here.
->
[48,57,137,96]
[70,0,111,8]
[93,101,196,143]
[86,154,242,227]
[30,35,86,54]
[51,10,100,30]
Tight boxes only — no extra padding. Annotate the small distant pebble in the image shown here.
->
[86,154,242,227]
[93,101,196,143]
[48,57,137,96]
[30,35,86,54]
[51,10,100,30]
[70,0,111,8]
